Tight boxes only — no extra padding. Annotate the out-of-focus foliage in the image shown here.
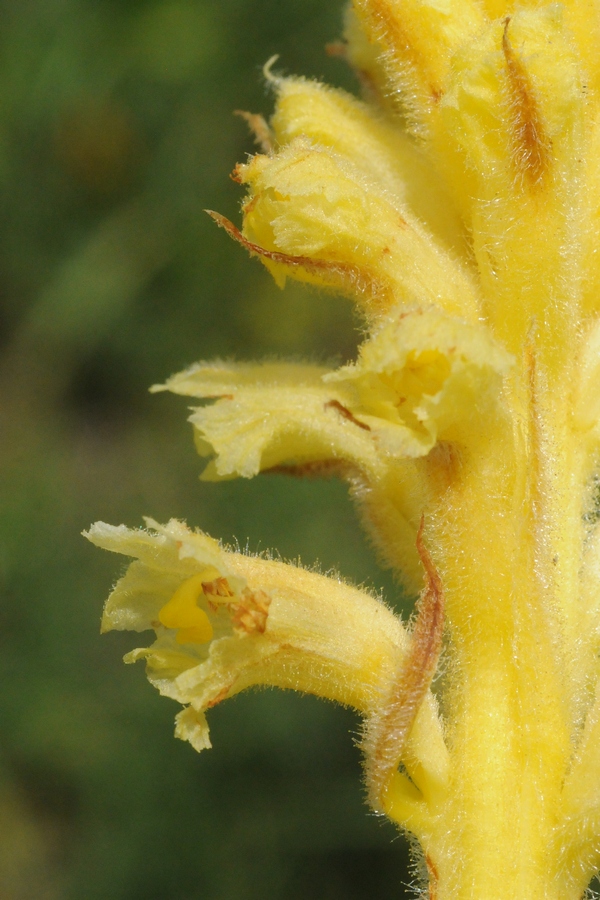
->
[0,1,411,897]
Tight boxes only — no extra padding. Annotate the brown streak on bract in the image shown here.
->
[367,0,442,102]
[234,110,274,154]
[206,210,389,311]
[205,207,363,280]
[426,855,439,900]
[502,17,551,187]
[263,459,356,479]
[325,399,372,431]
[366,515,445,811]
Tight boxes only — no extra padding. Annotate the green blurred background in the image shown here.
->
[0,1,414,896]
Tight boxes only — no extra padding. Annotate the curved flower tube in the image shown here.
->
[86,518,449,824]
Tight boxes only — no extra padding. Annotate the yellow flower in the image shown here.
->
[85,517,449,821]
[89,1,600,898]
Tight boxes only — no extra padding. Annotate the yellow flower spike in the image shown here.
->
[158,573,217,645]
[90,1,600,897]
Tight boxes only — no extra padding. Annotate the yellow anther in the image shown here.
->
[159,572,218,644]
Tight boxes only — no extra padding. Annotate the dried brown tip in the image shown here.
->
[205,209,389,312]
[324,399,372,431]
[364,515,445,812]
[206,209,357,275]
[234,110,274,154]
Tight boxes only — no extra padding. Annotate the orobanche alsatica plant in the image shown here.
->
[86,0,600,897]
